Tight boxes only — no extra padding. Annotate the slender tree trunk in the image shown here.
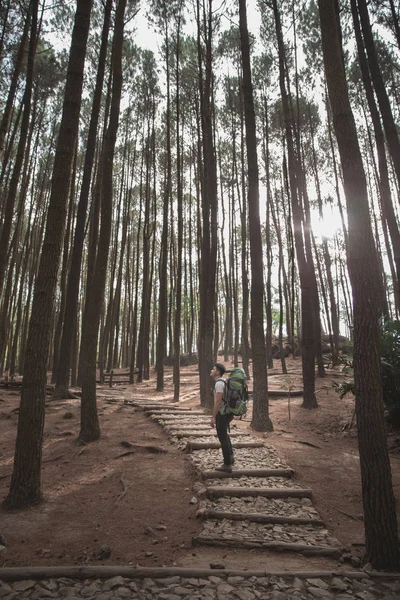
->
[272,0,317,408]
[173,12,183,400]
[239,0,272,431]
[79,0,126,443]
[54,0,112,398]
[196,0,218,409]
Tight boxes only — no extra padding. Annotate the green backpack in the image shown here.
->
[220,367,248,416]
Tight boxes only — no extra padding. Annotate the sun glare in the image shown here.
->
[311,208,344,240]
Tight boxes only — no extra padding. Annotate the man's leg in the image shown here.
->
[216,413,233,465]
[227,413,234,464]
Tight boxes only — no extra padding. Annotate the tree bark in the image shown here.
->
[79,0,126,443]
[239,0,272,431]
[53,0,112,399]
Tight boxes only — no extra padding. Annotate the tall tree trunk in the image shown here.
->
[197,0,218,409]
[272,0,317,408]
[53,0,112,399]
[155,22,171,392]
[239,0,272,432]
[79,0,126,443]
[3,0,92,509]
[173,17,183,401]
[318,0,400,571]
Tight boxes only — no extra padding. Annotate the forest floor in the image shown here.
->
[0,358,400,573]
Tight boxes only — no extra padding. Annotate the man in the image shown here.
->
[210,363,234,473]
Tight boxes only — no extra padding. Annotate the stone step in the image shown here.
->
[188,446,291,472]
[186,440,264,452]
[206,486,312,499]
[151,414,209,421]
[165,424,215,431]
[196,509,324,526]
[201,468,293,479]
[170,430,249,438]
[192,534,341,557]
[142,405,193,412]
[202,495,320,522]
[195,518,341,557]
[133,403,190,410]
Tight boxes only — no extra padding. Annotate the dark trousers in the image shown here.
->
[216,412,234,465]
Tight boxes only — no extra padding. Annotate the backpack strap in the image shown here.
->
[214,377,226,390]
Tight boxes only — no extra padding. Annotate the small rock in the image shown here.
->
[0,582,12,598]
[209,576,223,585]
[103,576,126,591]
[330,578,348,592]
[190,496,198,504]
[354,592,376,600]
[236,589,257,600]
[144,526,156,535]
[307,579,329,590]
[145,551,153,557]
[94,545,111,560]
[308,587,333,599]
[300,498,312,506]
[210,562,225,569]
[155,524,167,531]
[12,581,36,592]
[114,587,131,598]
[270,592,287,600]
[217,583,234,594]
[30,585,58,599]
[40,580,58,592]
[292,578,304,590]
[351,556,362,568]
[80,583,100,597]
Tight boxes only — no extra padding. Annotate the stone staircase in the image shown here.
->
[130,399,343,560]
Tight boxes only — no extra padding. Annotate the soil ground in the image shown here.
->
[0,358,399,572]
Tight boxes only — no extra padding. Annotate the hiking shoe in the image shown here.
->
[216,464,232,473]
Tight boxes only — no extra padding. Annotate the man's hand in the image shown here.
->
[210,416,216,428]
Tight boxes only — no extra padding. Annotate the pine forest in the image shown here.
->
[1,0,400,574]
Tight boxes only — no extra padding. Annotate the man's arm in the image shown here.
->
[210,390,223,427]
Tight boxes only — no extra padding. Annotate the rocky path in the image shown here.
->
[1,570,400,599]
[137,399,342,559]
[1,396,399,599]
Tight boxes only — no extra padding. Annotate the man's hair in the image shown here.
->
[214,362,226,376]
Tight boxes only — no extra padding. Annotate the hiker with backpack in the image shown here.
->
[210,362,235,473]
[210,362,249,473]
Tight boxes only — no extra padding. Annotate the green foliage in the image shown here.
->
[379,319,400,427]
[329,320,400,427]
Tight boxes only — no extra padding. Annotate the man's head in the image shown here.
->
[214,363,226,377]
